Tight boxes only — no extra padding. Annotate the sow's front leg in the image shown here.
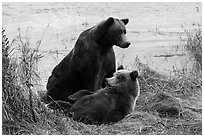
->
[102,49,116,88]
[102,62,116,88]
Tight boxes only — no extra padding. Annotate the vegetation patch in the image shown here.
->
[2,27,202,135]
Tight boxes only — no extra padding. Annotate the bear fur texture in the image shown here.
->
[46,17,130,102]
[68,68,140,125]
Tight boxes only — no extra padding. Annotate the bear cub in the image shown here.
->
[68,67,140,125]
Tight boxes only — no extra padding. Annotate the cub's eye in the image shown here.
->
[117,76,122,80]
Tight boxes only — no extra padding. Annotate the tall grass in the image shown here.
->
[181,26,202,75]
[2,28,90,135]
[2,28,56,134]
[2,28,41,133]
[2,25,202,135]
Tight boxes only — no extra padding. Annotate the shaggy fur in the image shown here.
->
[68,69,140,125]
[46,17,130,102]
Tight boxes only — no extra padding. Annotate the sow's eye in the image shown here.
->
[118,29,126,34]
[124,29,126,34]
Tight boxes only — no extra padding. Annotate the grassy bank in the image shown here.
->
[2,27,202,135]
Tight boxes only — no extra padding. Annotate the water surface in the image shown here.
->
[2,2,201,89]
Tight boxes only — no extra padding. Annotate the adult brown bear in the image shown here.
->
[46,17,130,102]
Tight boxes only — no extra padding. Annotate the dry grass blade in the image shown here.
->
[2,23,202,135]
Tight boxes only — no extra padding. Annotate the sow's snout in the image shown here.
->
[120,41,131,48]
[117,34,131,48]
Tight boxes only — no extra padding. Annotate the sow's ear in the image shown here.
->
[117,65,124,71]
[130,70,138,80]
[121,18,129,25]
[104,17,114,28]
[92,17,114,39]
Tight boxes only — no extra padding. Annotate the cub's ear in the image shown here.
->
[130,70,138,80]
[117,65,124,71]
[121,18,129,25]
[105,17,114,28]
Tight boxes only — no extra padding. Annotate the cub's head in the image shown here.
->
[92,17,130,48]
[105,66,139,93]
[106,66,140,112]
